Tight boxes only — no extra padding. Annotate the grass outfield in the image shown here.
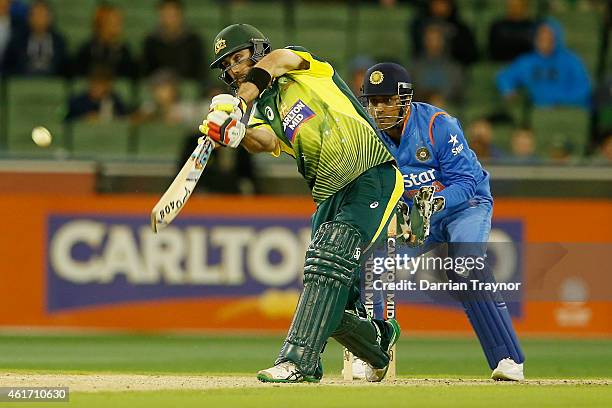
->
[10,386,612,408]
[0,334,611,378]
[0,334,610,407]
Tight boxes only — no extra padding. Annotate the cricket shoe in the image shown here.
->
[341,356,368,380]
[491,358,524,381]
[257,361,320,383]
[365,318,401,382]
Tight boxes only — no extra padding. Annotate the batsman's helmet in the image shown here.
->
[210,23,271,87]
[361,62,414,130]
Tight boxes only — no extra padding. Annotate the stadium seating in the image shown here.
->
[4,78,68,156]
[0,0,604,163]
[69,120,132,159]
[135,122,191,160]
[531,107,590,156]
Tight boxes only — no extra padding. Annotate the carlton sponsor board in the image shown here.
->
[0,194,610,334]
[46,213,523,315]
[47,215,310,311]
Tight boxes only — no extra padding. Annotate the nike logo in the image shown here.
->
[370,202,379,209]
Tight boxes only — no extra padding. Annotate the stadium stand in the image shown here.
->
[0,0,607,165]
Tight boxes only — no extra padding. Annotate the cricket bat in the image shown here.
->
[150,137,214,233]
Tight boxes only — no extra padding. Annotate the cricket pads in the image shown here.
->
[332,311,390,369]
[275,221,362,376]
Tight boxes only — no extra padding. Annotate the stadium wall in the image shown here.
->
[0,193,610,336]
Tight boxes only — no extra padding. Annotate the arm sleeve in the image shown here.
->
[431,115,479,209]
[247,103,295,158]
[496,56,529,96]
[561,54,592,106]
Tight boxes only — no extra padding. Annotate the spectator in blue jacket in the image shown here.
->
[496,18,591,109]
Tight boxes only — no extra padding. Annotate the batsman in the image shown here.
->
[201,24,402,383]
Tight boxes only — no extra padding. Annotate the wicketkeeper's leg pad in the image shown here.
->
[447,259,525,370]
[275,221,362,376]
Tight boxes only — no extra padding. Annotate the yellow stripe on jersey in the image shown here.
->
[366,166,404,251]
[272,139,296,158]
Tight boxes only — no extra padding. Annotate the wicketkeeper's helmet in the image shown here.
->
[361,62,414,130]
[210,23,271,88]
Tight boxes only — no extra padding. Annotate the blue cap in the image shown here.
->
[361,62,413,97]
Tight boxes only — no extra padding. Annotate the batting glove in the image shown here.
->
[199,110,246,148]
[210,94,247,120]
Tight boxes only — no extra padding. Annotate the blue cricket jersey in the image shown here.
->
[378,102,492,220]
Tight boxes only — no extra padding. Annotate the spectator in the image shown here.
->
[2,0,67,76]
[509,127,540,164]
[496,18,591,109]
[0,0,14,72]
[9,0,27,22]
[592,75,612,148]
[548,138,575,164]
[488,0,536,62]
[467,117,504,163]
[65,66,129,122]
[410,23,463,106]
[347,55,375,96]
[73,4,135,78]
[132,69,204,126]
[409,0,478,67]
[142,0,205,81]
[590,130,612,164]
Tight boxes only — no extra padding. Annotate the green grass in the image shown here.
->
[0,334,611,379]
[1,334,610,407]
[12,386,612,408]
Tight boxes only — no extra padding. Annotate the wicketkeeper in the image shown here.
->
[201,24,402,383]
[357,62,525,381]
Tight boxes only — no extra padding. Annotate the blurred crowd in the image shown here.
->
[0,0,611,175]
[0,0,259,193]
[348,0,611,165]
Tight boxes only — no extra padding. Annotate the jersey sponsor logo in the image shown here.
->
[452,143,464,156]
[282,99,316,142]
[403,169,437,188]
[449,133,464,156]
[415,146,431,161]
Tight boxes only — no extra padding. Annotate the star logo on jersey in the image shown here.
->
[369,71,384,85]
[449,134,464,156]
[214,38,227,55]
[415,146,431,161]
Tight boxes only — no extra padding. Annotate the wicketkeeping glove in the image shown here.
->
[199,110,246,148]
[408,186,445,246]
